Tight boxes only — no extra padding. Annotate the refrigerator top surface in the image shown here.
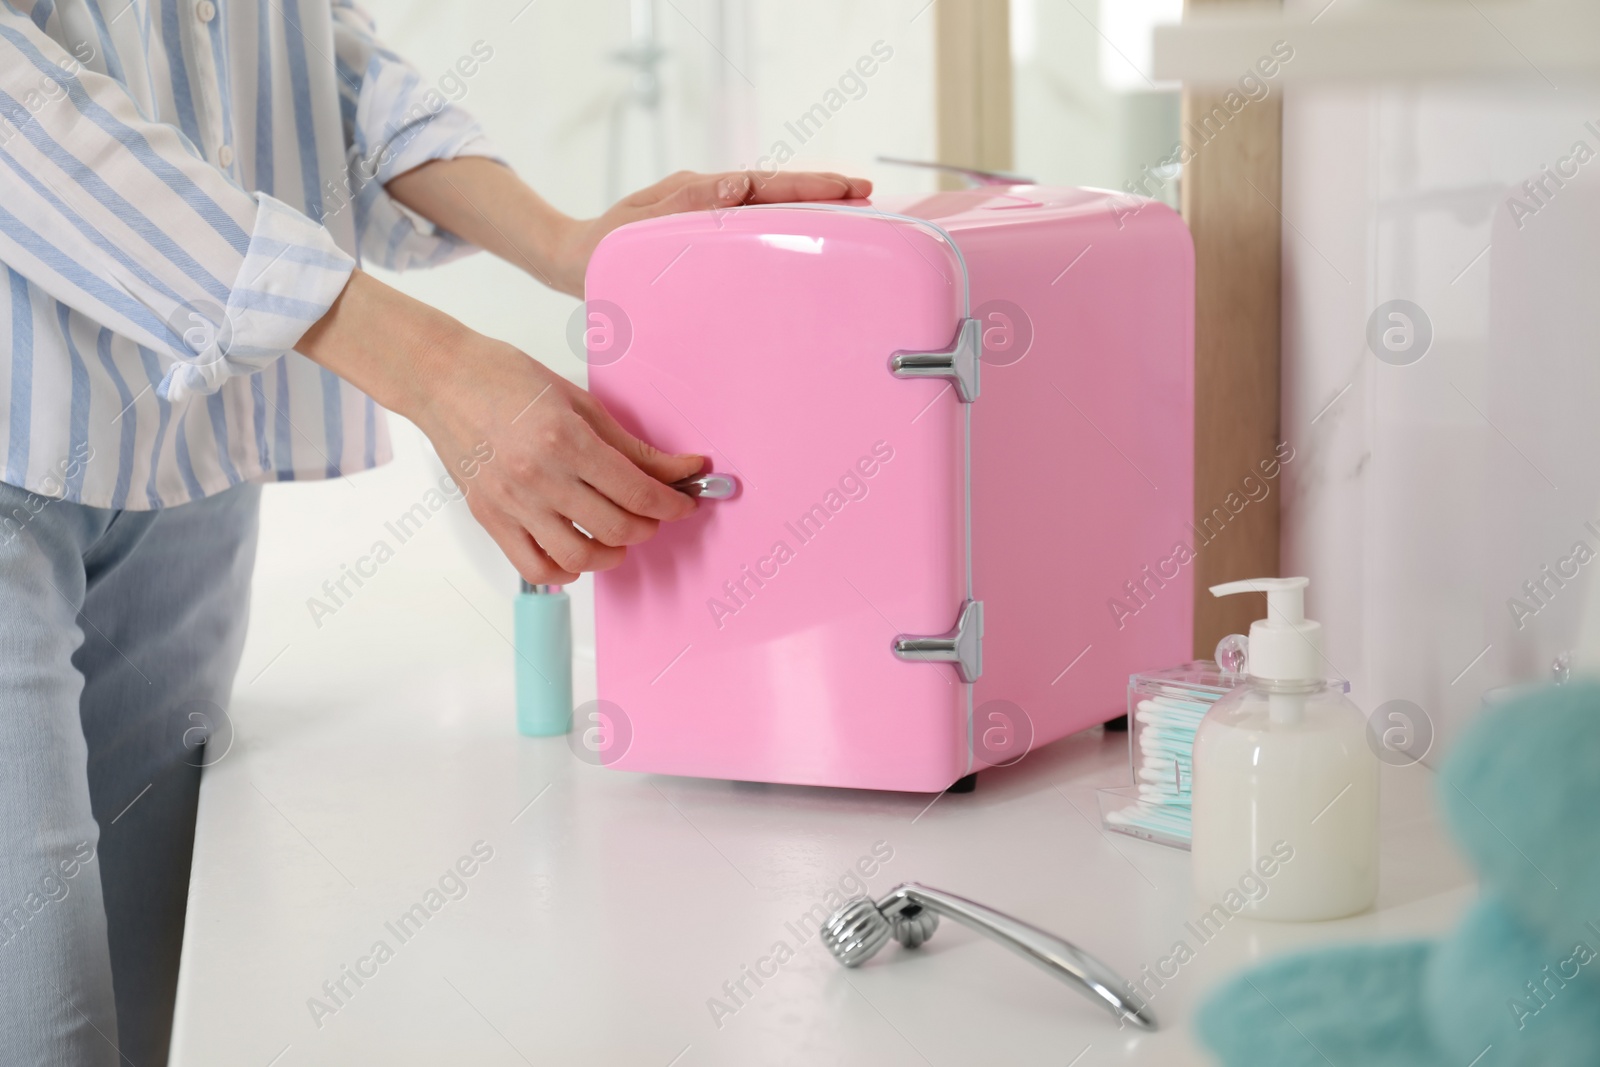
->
[587,186,1166,249]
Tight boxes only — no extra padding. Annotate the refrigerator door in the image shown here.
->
[587,205,971,791]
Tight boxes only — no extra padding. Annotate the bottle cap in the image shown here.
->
[521,581,564,595]
[1209,577,1323,683]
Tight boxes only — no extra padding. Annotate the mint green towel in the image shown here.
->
[1196,942,1442,1067]
[1437,681,1600,959]
[1423,897,1600,1067]
[1198,681,1600,1067]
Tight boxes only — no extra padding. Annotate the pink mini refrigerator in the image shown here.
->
[586,187,1193,792]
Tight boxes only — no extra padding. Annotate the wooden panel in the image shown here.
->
[1182,0,1283,656]
[934,0,1013,187]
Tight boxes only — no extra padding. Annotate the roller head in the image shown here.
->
[820,898,893,967]
[821,897,941,967]
[889,906,940,948]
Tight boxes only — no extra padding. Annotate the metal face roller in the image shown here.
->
[820,882,1157,1031]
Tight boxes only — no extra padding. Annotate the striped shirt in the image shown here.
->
[0,0,500,509]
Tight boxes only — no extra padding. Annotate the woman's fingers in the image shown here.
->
[632,170,872,220]
[479,513,579,585]
[534,475,661,548]
[571,488,661,548]
[575,396,704,489]
[483,484,639,582]
[645,172,752,216]
[748,171,871,202]
[569,424,701,523]
[527,512,627,575]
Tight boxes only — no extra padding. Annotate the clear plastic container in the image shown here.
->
[1097,660,1246,851]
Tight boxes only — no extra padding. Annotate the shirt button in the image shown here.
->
[217,144,234,167]
[196,0,216,21]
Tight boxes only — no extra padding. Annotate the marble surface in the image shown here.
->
[171,574,1474,1067]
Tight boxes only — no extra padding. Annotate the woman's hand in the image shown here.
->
[542,169,873,295]
[297,271,703,584]
[412,334,702,584]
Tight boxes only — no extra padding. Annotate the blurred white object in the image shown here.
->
[606,0,669,202]
[1099,0,1183,91]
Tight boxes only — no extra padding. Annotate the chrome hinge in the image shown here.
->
[892,600,983,683]
[890,317,981,403]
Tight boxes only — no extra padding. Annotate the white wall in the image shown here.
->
[1279,67,1600,758]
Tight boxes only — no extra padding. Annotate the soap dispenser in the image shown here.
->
[1191,578,1378,921]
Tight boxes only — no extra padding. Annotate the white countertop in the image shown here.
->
[171,475,1476,1067]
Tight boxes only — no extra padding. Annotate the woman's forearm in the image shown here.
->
[385,160,873,299]
[385,156,583,293]
[294,268,465,423]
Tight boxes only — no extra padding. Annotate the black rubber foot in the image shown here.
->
[947,772,978,794]
[1103,714,1129,732]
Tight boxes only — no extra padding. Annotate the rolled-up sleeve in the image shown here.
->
[0,12,354,403]
[332,0,506,273]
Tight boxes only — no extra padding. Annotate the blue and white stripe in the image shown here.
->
[0,0,499,508]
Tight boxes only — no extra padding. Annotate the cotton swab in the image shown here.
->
[1100,664,1246,848]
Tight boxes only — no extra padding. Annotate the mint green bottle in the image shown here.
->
[514,582,572,736]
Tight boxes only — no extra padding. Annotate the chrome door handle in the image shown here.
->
[821,882,1156,1031]
[672,473,739,500]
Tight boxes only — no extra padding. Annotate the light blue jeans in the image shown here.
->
[0,479,259,1066]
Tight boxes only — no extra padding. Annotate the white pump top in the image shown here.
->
[1210,577,1324,683]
